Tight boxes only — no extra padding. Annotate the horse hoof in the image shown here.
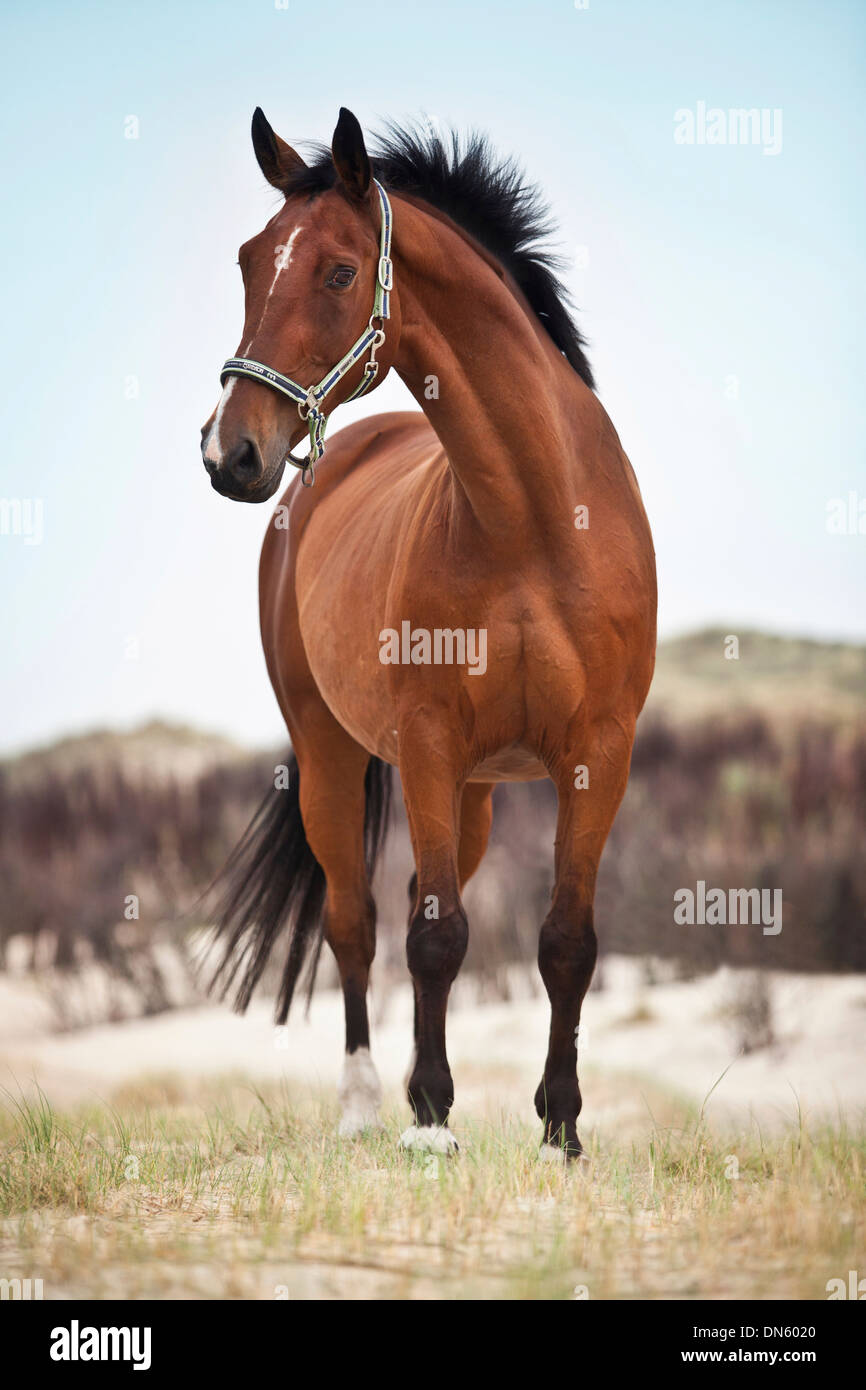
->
[398,1125,459,1155]
[338,1113,384,1138]
[539,1142,589,1165]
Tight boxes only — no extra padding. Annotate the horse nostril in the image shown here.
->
[203,455,218,477]
[225,438,262,486]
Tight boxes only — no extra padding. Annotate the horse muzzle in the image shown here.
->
[203,437,286,503]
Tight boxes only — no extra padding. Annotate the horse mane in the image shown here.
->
[283,124,595,390]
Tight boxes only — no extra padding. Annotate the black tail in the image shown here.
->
[208,752,392,1023]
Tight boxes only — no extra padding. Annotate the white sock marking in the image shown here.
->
[398,1125,459,1154]
[338,1046,383,1137]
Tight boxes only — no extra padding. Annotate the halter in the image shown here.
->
[219,179,393,488]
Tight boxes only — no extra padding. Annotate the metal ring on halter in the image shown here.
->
[284,448,316,487]
[285,397,317,481]
[367,322,386,370]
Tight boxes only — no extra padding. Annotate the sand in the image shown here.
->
[2,956,864,1129]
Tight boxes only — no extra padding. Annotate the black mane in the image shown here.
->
[284,124,594,389]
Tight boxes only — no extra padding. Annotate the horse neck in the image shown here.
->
[392,199,589,537]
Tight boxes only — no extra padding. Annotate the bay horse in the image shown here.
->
[200,108,656,1159]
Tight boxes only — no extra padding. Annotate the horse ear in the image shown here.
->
[331,107,371,200]
[251,107,305,192]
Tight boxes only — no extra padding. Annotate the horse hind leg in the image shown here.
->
[294,727,391,1138]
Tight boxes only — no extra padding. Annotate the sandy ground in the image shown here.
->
[2,957,864,1129]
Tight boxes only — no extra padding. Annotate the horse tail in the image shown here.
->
[208,751,392,1023]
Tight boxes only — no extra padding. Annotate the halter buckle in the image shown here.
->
[377,256,394,292]
[298,389,320,421]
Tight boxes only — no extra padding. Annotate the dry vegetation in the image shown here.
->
[1,1074,862,1300]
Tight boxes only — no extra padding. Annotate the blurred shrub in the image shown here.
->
[1,711,864,1014]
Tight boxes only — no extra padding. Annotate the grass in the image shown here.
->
[0,1074,863,1300]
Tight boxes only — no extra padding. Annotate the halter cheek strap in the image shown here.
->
[219,179,394,488]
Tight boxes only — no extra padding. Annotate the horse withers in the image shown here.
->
[200,108,657,1159]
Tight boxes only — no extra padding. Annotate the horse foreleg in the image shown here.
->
[402,780,494,1125]
[458,781,495,888]
[404,780,492,908]
[397,741,470,1153]
[535,731,632,1161]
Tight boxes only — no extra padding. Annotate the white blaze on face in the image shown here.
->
[204,224,306,467]
[260,223,305,326]
[203,377,238,465]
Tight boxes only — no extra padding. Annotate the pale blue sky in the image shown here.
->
[1,0,864,754]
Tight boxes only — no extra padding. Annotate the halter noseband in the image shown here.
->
[219,179,393,488]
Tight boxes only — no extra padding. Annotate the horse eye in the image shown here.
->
[327,266,356,288]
